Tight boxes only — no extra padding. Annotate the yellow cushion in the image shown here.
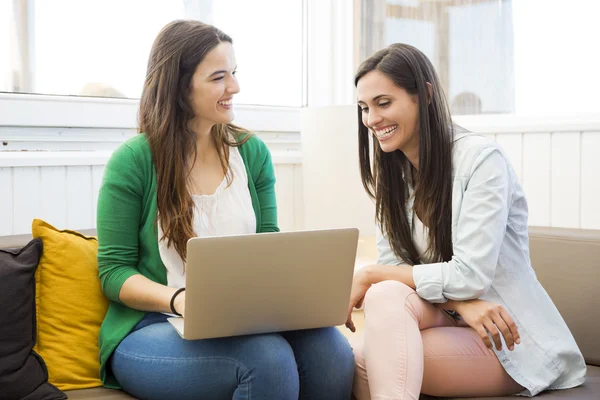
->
[32,219,108,391]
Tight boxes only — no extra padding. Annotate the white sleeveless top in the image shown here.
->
[157,146,256,288]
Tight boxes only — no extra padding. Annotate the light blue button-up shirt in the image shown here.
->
[376,132,586,396]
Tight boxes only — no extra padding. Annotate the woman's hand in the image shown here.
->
[173,290,186,317]
[453,299,520,351]
[345,268,372,332]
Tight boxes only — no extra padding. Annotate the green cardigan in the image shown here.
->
[96,133,279,388]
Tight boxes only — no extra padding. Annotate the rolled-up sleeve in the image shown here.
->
[253,141,279,233]
[413,149,511,303]
[97,144,143,303]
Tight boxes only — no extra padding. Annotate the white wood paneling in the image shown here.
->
[0,168,14,235]
[2,113,600,235]
[13,167,41,234]
[0,134,303,235]
[40,167,67,229]
[66,166,94,230]
[581,131,600,229]
[1,161,303,236]
[522,133,551,226]
[496,133,523,182]
[550,132,581,228]
[91,165,105,225]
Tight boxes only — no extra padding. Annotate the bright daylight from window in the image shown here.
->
[0,0,303,107]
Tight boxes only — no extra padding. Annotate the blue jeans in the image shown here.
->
[110,313,355,399]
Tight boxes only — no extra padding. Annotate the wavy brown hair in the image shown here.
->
[139,20,249,262]
[355,43,454,265]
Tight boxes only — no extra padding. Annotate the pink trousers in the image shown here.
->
[351,281,524,399]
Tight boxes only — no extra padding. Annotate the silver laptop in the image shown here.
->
[168,228,359,340]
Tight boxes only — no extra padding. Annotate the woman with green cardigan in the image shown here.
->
[96,20,354,400]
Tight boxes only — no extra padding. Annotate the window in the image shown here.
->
[360,0,515,115]
[0,0,14,92]
[3,0,304,107]
[359,0,600,115]
[511,0,600,115]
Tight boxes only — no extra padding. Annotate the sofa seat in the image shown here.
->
[2,227,597,400]
[63,387,135,399]
[63,365,599,400]
[424,364,600,400]
[343,311,599,400]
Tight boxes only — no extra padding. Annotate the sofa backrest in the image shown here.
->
[1,227,598,365]
[0,231,97,250]
[529,226,600,367]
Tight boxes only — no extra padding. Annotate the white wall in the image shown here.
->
[301,106,375,237]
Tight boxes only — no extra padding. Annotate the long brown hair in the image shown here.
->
[355,43,454,265]
[139,20,249,262]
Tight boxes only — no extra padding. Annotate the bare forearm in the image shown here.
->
[364,265,416,289]
[119,274,178,313]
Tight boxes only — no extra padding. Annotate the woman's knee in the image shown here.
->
[321,327,354,368]
[245,333,298,377]
[289,327,354,375]
[296,328,354,399]
[350,334,371,400]
[350,333,366,371]
[364,280,415,309]
[332,329,355,379]
[318,328,355,393]
[280,327,354,399]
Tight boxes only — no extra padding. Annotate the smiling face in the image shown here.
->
[189,41,239,131]
[356,69,420,155]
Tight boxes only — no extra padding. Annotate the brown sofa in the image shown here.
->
[1,226,598,399]
[423,226,600,399]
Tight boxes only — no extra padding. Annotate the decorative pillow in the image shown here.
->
[32,219,109,391]
[0,238,66,400]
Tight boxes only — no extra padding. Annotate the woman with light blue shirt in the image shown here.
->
[346,43,586,399]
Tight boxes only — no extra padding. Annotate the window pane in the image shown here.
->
[512,0,600,114]
[0,0,15,92]
[4,0,303,107]
[33,0,183,99]
[363,0,600,115]
[210,0,303,107]
[382,0,515,115]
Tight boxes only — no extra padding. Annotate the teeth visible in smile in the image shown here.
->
[374,125,397,139]
[218,99,232,106]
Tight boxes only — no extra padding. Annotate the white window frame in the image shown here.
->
[5,1,599,136]
[0,92,301,133]
[0,0,360,135]
[1,0,338,134]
